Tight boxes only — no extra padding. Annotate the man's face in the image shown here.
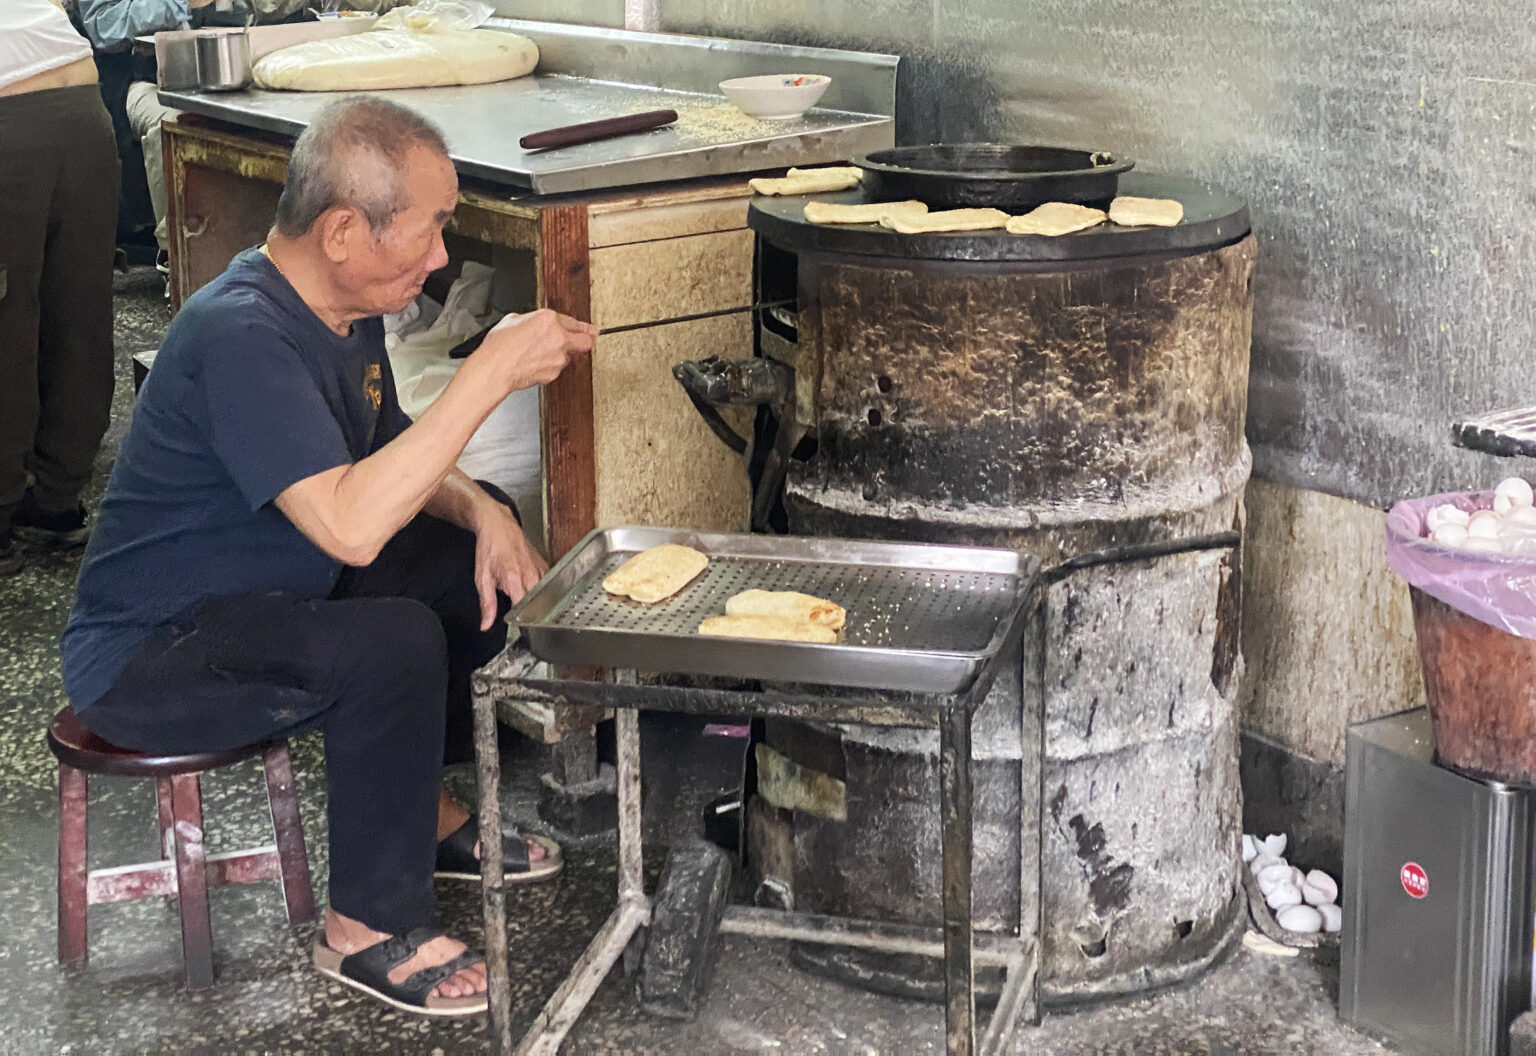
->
[338,146,457,317]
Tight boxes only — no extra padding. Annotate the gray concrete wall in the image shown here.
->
[494,0,1534,510]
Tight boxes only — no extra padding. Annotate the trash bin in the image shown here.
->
[1388,492,1536,785]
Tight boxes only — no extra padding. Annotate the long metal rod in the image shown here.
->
[940,703,977,1056]
[514,898,651,1056]
[615,675,644,902]
[514,680,648,1055]
[473,680,516,1055]
[979,951,1033,1056]
[719,906,1024,967]
[598,299,796,337]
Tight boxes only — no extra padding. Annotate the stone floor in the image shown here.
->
[0,266,1397,1055]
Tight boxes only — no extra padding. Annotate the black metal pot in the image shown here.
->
[853,143,1134,210]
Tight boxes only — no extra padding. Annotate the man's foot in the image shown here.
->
[436,792,561,883]
[320,907,486,1008]
[12,491,90,548]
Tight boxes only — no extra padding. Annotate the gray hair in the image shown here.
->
[273,97,449,238]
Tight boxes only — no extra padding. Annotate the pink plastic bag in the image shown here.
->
[1385,490,1536,639]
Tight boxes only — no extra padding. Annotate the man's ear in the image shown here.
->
[317,207,362,264]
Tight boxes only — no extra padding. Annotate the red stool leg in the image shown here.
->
[156,778,174,861]
[261,744,316,926]
[58,764,88,963]
[169,773,214,988]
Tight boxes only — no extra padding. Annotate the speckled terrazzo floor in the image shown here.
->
[0,266,1396,1055]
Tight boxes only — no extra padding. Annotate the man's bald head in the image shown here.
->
[273,96,449,239]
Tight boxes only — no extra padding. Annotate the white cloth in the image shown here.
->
[386,262,545,548]
[0,0,92,93]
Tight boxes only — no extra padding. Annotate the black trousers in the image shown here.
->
[79,491,514,935]
[0,84,118,514]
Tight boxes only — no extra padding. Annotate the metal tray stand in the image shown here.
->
[513,526,1032,693]
[472,529,1043,1056]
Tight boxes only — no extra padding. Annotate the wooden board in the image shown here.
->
[591,313,752,532]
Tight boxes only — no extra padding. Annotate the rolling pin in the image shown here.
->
[519,109,679,151]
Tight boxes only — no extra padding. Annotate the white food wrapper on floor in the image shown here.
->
[387,261,544,551]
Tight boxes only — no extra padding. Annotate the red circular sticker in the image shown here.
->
[1401,861,1429,899]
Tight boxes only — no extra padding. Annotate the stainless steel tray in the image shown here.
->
[512,527,1036,694]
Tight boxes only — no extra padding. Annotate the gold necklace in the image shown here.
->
[261,243,287,281]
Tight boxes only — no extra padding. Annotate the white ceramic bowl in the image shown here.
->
[719,74,831,120]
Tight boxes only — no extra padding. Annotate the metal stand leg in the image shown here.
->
[473,680,515,1055]
[515,697,648,1056]
[940,704,976,1056]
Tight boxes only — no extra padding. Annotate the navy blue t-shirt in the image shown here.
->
[62,248,412,708]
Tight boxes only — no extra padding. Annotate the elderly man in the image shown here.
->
[62,97,595,1014]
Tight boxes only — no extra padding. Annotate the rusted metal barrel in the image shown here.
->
[747,175,1255,1003]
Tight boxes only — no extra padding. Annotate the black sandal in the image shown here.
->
[435,816,563,883]
[313,927,487,1017]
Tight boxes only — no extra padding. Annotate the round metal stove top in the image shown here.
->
[747,171,1250,263]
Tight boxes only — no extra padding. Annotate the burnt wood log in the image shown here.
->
[638,838,733,1020]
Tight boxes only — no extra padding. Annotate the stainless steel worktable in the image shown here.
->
[158,19,897,194]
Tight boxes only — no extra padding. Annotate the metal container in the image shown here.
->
[1410,588,1536,785]
[1342,707,1535,1055]
[195,30,251,92]
[854,143,1133,210]
[154,30,199,91]
[746,176,1256,1003]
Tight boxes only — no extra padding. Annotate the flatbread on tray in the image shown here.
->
[602,544,708,604]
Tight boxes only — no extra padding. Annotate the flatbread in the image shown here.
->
[803,200,928,225]
[1108,196,1183,228]
[805,198,926,224]
[787,166,863,181]
[1005,202,1108,236]
[697,614,839,643]
[253,28,538,91]
[725,589,846,630]
[880,208,1010,234]
[749,167,863,196]
[602,544,708,604]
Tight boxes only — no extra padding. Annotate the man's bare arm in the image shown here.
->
[275,310,593,565]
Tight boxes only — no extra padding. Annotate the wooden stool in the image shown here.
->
[47,706,316,988]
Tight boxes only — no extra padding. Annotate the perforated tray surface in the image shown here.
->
[513,527,1036,694]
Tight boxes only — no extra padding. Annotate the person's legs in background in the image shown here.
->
[0,85,116,573]
[0,95,52,575]
[125,81,182,269]
[10,86,119,552]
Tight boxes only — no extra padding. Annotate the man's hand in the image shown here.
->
[472,501,548,630]
[464,309,597,396]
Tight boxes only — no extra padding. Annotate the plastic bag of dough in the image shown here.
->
[374,0,494,32]
[253,24,536,91]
